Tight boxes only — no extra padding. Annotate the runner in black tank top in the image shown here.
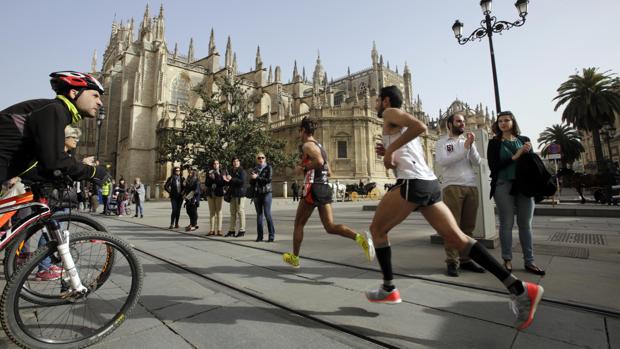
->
[282,117,375,268]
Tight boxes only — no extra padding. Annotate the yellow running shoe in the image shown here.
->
[282,252,300,268]
[356,232,375,262]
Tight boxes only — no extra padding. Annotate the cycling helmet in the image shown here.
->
[50,71,105,95]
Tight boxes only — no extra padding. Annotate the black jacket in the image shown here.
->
[228,167,246,198]
[164,175,185,199]
[0,98,96,182]
[487,135,530,199]
[249,164,272,194]
[205,169,226,197]
[515,152,556,202]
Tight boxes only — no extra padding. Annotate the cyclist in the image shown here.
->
[0,71,109,184]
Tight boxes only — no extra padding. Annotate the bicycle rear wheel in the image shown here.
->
[1,231,143,349]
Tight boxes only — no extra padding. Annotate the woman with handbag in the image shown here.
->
[487,111,545,275]
[224,157,247,237]
[205,159,226,236]
[249,152,275,242]
[184,169,201,231]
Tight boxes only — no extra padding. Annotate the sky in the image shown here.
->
[1,1,618,149]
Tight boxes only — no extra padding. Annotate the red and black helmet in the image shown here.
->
[50,71,105,95]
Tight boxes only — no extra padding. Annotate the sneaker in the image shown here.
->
[365,286,402,304]
[356,232,375,262]
[510,282,544,330]
[282,253,300,268]
[35,270,61,281]
[48,265,64,273]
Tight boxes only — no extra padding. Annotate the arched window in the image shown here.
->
[171,75,190,105]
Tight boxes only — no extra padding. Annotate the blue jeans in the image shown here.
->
[254,192,275,240]
[135,201,144,216]
[494,179,535,264]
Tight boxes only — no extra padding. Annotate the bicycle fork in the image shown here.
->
[47,220,88,295]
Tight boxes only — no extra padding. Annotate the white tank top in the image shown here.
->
[383,128,437,180]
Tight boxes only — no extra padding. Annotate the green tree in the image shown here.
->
[537,124,584,169]
[553,67,620,173]
[157,76,296,172]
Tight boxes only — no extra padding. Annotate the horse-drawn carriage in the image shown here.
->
[345,182,381,201]
[558,168,619,204]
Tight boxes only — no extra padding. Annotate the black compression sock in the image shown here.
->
[467,241,521,294]
[375,245,394,289]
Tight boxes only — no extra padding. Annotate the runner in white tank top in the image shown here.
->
[365,86,544,331]
[382,127,436,180]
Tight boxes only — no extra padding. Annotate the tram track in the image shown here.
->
[105,217,620,322]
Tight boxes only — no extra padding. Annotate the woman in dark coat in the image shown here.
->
[487,111,545,275]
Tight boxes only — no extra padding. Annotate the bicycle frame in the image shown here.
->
[0,191,87,293]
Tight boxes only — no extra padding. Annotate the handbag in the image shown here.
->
[184,190,195,201]
[223,187,232,203]
[245,185,255,199]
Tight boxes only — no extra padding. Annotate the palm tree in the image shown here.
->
[537,124,584,169]
[553,67,620,173]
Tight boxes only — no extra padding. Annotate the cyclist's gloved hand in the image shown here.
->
[91,165,111,186]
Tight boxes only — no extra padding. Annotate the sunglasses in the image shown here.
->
[256,156,265,159]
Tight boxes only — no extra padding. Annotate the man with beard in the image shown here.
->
[435,112,485,277]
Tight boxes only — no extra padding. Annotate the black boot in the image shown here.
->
[224,231,236,237]
[235,231,245,238]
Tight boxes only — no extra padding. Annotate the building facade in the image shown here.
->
[79,4,494,197]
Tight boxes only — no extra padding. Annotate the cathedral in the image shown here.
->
[78,4,494,197]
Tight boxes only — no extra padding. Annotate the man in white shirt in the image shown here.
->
[435,112,485,277]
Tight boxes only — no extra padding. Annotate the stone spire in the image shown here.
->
[208,28,216,55]
[173,42,178,59]
[379,54,384,66]
[312,51,324,87]
[403,61,412,106]
[154,4,165,42]
[255,45,262,70]
[275,65,281,83]
[91,49,97,73]
[347,66,351,76]
[232,52,237,74]
[139,3,151,40]
[292,60,299,82]
[225,36,232,67]
[268,65,273,83]
[371,40,379,66]
[302,67,306,82]
[187,37,194,63]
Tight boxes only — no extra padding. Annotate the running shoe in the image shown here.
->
[510,281,544,330]
[356,231,375,262]
[35,269,62,281]
[282,252,300,268]
[365,286,402,304]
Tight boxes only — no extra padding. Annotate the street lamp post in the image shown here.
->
[95,106,105,162]
[452,0,530,114]
[602,123,617,205]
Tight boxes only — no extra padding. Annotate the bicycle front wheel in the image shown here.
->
[1,231,143,349]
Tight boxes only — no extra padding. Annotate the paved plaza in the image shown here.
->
[1,196,619,348]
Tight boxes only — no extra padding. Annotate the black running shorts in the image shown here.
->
[303,183,333,207]
[391,178,442,208]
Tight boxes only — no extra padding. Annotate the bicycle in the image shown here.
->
[0,178,143,348]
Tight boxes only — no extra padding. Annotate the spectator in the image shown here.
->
[164,167,185,229]
[291,180,300,201]
[488,111,545,275]
[249,152,275,242]
[205,159,226,236]
[224,157,246,237]
[184,169,201,231]
[132,177,145,218]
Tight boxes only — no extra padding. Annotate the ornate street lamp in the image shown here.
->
[452,0,530,113]
[95,106,105,162]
